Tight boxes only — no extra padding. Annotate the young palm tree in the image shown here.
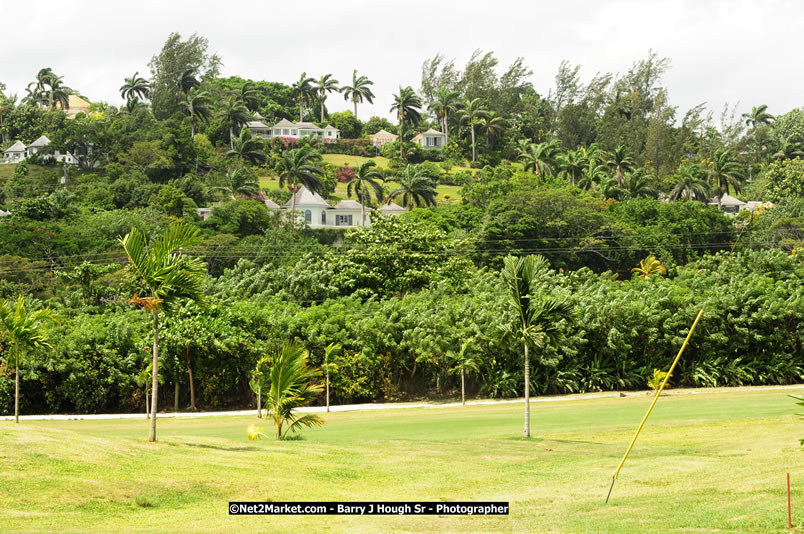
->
[176,68,200,97]
[607,143,635,186]
[265,341,324,439]
[340,70,375,119]
[622,168,658,199]
[212,166,260,199]
[0,296,59,423]
[292,73,315,122]
[458,98,490,162]
[669,164,710,201]
[388,164,438,209]
[632,255,667,279]
[501,255,574,438]
[276,146,324,213]
[220,96,251,149]
[557,149,587,186]
[708,149,744,199]
[226,130,267,166]
[313,74,340,122]
[578,160,610,191]
[179,88,213,137]
[480,113,506,149]
[390,86,423,160]
[742,104,774,129]
[119,223,207,442]
[120,72,151,102]
[519,140,561,176]
[346,160,385,226]
[448,339,481,406]
[47,76,72,111]
[428,87,461,145]
[322,342,341,413]
[598,175,625,200]
[239,81,262,112]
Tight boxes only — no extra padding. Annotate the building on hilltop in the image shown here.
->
[247,117,340,141]
[411,129,446,149]
[2,136,77,165]
[369,129,398,148]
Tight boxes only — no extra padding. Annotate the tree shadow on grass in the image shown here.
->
[164,441,261,452]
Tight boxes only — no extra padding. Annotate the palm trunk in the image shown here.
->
[14,348,19,424]
[321,100,325,123]
[524,343,530,438]
[149,312,159,442]
[471,125,477,162]
[443,113,449,146]
[361,190,366,227]
[354,100,358,119]
[230,127,234,150]
[174,379,180,412]
[145,384,150,419]
[257,384,262,418]
[326,370,330,413]
[300,100,305,122]
[461,368,465,406]
[186,351,196,411]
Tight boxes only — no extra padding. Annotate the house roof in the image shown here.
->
[28,135,51,147]
[264,198,280,209]
[282,186,331,208]
[709,193,745,207]
[0,209,10,217]
[245,121,269,129]
[253,112,265,120]
[68,95,90,108]
[4,141,26,153]
[295,121,318,129]
[334,199,364,210]
[322,124,337,131]
[380,201,406,213]
[371,129,397,138]
[273,118,295,128]
[420,128,445,136]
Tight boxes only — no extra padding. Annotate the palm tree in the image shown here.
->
[47,75,71,111]
[276,146,324,213]
[177,68,200,97]
[313,74,340,122]
[669,164,710,201]
[265,341,324,439]
[119,223,207,442]
[557,149,587,186]
[388,164,438,209]
[292,73,315,122]
[458,98,490,162]
[632,255,667,279]
[120,72,151,102]
[340,70,375,119]
[220,96,251,149]
[622,168,658,199]
[239,81,261,112]
[598,175,625,200]
[708,149,744,199]
[0,296,59,424]
[480,113,506,149]
[742,104,774,129]
[448,339,481,406]
[428,87,461,146]
[322,342,341,413]
[773,135,804,161]
[390,86,423,160]
[607,143,635,186]
[346,160,385,226]
[578,160,610,191]
[518,140,561,176]
[501,255,574,438]
[212,166,260,199]
[179,88,212,137]
[226,130,267,166]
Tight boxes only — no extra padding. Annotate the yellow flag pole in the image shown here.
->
[605,308,705,503]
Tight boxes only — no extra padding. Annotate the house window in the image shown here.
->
[321,211,327,225]
[304,210,312,223]
[283,129,290,135]
[336,214,353,226]
[292,130,298,136]
[327,131,332,137]
[275,129,281,135]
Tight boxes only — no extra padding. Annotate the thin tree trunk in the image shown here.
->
[321,100,325,123]
[14,349,19,424]
[461,368,465,406]
[444,113,449,146]
[524,343,530,438]
[326,369,330,413]
[257,384,261,418]
[149,313,159,442]
[187,351,196,411]
[300,100,304,122]
[361,190,366,227]
[230,127,234,150]
[174,379,180,412]
[354,100,358,119]
[471,126,476,162]
[145,384,150,419]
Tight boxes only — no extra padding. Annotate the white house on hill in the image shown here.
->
[248,118,340,141]
[267,186,404,228]
[412,129,446,148]
[2,136,77,165]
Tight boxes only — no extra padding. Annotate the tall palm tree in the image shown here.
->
[179,88,213,137]
[276,146,324,213]
[557,148,587,186]
[388,164,438,209]
[622,168,658,199]
[239,81,261,112]
[578,160,610,191]
[598,175,625,200]
[480,113,506,149]
[708,149,744,199]
[292,73,315,122]
[340,70,375,119]
[428,87,461,146]
[606,143,635,186]
[220,96,251,149]
[265,341,324,439]
[518,140,561,176]
[47,75,72,111]
[313,74,340,122]
[119,223,207,442]
[458,98,490,162]
[501,254,574,438]
[669,164,710,201]
[390,86,423,160]
[346,160,385,226]
[0,296,59,424]
[226,130,267,166]
[177,68,200,97]
[742,104,774,129]
[120,72,151,102]
[447,339,481,406]
[212,166,260,199]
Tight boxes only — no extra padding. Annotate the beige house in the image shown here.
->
[249,118,340,141]
[369,129,398,147]
[411,128,446,148]
[56,95,91,118]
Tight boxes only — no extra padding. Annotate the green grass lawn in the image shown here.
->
[259,176,462,203]
[1,388,802,532]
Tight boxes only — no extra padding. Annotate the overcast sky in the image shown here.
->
[3,0,802,123]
